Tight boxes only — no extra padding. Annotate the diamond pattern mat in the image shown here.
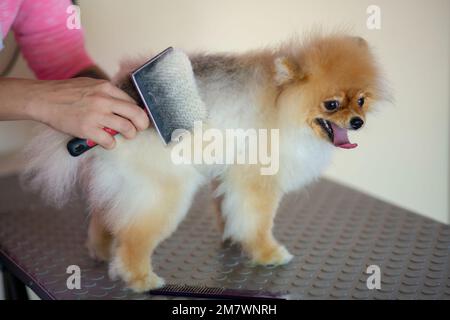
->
[0,174,449,300]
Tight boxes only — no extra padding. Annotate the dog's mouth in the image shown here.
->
[315,118,358,149]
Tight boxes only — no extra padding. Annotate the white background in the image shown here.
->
[0,0,449,223]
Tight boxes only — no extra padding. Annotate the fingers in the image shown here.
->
[101,114,137,140]
[101,82,137,104]
[90,127,116,150]
[90,81,149,131]
[75,81,150,149]
[109,101,150,131]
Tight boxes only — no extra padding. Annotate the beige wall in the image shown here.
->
[1,0,449,223]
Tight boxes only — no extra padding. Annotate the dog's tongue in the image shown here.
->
[330,123,358,149]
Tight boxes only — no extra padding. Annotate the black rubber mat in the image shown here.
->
[0,174,449,299]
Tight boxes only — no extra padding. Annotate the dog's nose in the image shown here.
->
[350,117,364,130]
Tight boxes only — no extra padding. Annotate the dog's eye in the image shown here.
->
[357,97,365,107]
[324,100,339,111]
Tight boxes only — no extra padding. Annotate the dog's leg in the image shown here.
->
[211,179,225,234]
[108,178,198,292]
[220,167,292,266]
[109,212,168,292]
[86,209,113,262]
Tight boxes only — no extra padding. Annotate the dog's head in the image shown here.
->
[275,34,385,148]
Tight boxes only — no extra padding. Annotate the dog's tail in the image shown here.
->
[21,125,85,208]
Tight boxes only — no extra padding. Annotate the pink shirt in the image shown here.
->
[0,0,94,79]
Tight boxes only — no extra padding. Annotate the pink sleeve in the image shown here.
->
[12,0,95,80]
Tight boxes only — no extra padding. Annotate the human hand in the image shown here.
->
[29,77,149,149]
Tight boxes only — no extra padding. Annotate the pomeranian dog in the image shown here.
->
[23,33,385,292]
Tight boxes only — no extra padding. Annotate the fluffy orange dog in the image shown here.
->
[23,33,385,292]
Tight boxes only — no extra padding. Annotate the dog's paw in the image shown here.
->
[127,273,165,293]
[108,257,165,292]
[250,245,293,266]
[108,258,122,281]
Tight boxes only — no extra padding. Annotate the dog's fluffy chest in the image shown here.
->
[278,127,334,193]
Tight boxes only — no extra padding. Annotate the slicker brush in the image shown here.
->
[67,47,207,157]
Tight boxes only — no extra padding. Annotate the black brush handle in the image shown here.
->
[67,128,118,157]
[67,138,94,157]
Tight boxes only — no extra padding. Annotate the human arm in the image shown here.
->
[0,77,149,149]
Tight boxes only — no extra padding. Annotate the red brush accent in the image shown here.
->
[86,127,119,147]
[104,127,118,135]
[86,139,96,147]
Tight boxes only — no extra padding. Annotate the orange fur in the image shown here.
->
[211,179,225,234]
[219,166,291,265]
[86,209,113,262]
[81,33,384,291]
[22,33,385,293]
[108,177,188,291]
[286,35,382,135]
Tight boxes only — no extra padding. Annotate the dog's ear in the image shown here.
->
[273,56,305,86]
[352,36,368,48]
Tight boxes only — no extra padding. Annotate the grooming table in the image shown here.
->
[0,174,449,300]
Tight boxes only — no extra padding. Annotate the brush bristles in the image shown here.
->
[134,49,207,144]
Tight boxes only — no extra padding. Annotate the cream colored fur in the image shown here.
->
[22,35,383,292]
